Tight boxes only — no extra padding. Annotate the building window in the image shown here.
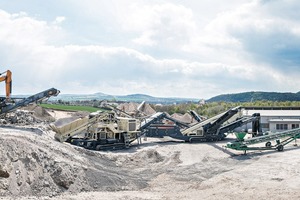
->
[261,123,269,129]
[276,124,288,130]
[292,124,299,129]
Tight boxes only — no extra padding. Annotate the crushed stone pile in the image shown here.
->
[118,102,136,113]
[117,102,156,116]
[171,113,196,124]
[22,104,55,122]
[0,110,40,125]
[0,129,148,198]
[0,104,58,126]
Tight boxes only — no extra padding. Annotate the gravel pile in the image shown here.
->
[22,104,55,122]
[0,128,148,198]
[117,102,156,116]
[0,104,57,126]
[171,113,196,124]
[0,110,38,125]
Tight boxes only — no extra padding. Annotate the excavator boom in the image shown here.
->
[0,70,12,100]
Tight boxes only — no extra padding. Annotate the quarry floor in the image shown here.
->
[0,110,300,200]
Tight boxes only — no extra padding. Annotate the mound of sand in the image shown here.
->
[0,128,147,198]
[117,102,156,116]
[23,104,55,122]
[171,113,196,124]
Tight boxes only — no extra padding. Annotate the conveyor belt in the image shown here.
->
[227,127,300,152]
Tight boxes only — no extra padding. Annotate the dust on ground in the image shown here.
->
[0,105,300,200]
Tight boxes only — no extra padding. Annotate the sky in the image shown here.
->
[0,0,299,99]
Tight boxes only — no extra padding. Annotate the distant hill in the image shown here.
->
[207,91,300,102]
[50,92,199,104]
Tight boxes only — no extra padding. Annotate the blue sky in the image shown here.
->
[0,0,299,99]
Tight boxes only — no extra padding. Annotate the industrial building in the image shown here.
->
[240,107,300,132]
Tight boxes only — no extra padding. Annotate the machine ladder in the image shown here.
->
[123,132,130,148]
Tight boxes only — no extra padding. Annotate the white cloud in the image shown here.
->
[119,3,197,49]
[203,0,300,68]
[132,31,157,46]
[53,16,65,24]
[0,10,65,47]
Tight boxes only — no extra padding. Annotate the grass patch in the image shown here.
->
[40,103,102,112]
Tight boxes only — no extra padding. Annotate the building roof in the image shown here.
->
[243,106,300,110]
[269,119,300,123]
[242,109,300,117]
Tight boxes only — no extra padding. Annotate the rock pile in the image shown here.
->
[117,102,156,116]
[0,128,149,198]
[0,110,37,125]
[170,113,196,124]
[0,105,55,125]
[22,104,55,122]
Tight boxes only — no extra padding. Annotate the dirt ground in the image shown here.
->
[1,109,300,200]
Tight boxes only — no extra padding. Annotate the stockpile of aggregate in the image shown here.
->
[0,110,37,125]
[0,128,148,198]
[0,104,56,126]
[117,102,156,116]
[171,113,196,124]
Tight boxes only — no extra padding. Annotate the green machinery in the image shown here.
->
[227,127,300,153]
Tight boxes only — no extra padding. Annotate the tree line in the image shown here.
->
[153,101,300,118]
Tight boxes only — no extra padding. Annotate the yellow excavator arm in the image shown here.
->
[0,70,12,101]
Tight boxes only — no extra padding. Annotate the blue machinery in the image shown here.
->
[140,107,261,143]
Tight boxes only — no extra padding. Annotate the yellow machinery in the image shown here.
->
[0,70,12,102]
[51,111,140,150]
